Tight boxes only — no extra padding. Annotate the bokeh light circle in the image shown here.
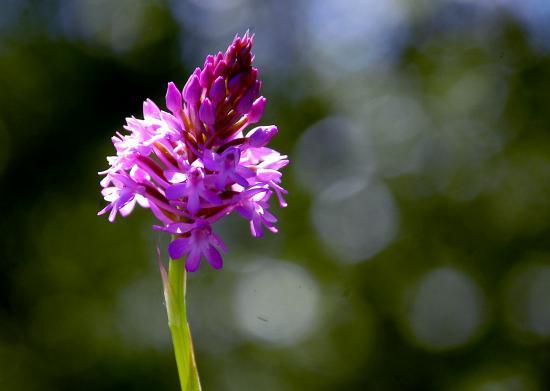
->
[503,262,550,339]
[293,116,372,195]
[406,267,486,350]
[311,176,399,263]
[234,259,320,346]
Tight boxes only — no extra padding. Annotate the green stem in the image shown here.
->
[165,255,202,391]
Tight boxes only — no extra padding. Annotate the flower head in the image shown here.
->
[98,32,288,271]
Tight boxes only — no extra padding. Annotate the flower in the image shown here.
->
[98,32,288,272]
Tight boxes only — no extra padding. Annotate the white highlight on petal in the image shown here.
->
[311,176,398,263]
[406,267,486,350]
[234,259,320,346]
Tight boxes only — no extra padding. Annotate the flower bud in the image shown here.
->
[183,75,202,105]
[236,81,260,115]
[228,71,245,95]
[204,54,215,67]
[247,97,266,124]
[247,125,278,147]
[200,62,214,88]
[199,97,216,126]
[209,76,226,104]
[213,60,227,78]
[165,82,182,114]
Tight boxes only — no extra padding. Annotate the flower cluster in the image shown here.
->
[98,33,288,271]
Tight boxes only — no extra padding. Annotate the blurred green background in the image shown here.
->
[1,0,550,390]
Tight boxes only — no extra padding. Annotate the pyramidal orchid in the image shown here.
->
[98,32,287,390]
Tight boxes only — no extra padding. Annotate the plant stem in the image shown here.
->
[165,255,202,391]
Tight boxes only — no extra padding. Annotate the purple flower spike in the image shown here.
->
[98,32,288,271]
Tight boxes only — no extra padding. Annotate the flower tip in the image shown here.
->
[143,98,160,118]
[183,74,202,105]
[248,125,278,147]
[204,54,215,67]
[200,62,214,88]
[206,247,223,269]
[199,98,216,126]
[165,82,183,114]
[209,76,226,104]
[246,97,266,124]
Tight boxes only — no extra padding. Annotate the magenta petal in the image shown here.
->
[165,183,187,200]
[250,218,263,237]
[256,169,282,182]
[210,232,227,252]
[236,86,255,115]
[248,125,278,147]
[168,238,190,259]
[236,205,252,220]
[160,111,182,133]
[263,210,278,224]
[149,202,173,225]
[166,82,182,114]
[201,149,218,171]
[108,206,118,222]
[155,222,194,234]
[185,250,201,272]
[228,71,245,94]
[164,170,187,183]
[213,59,226,76]
[205,246,223,269]
[233,173,250,188]
[202,189,222,204]
[97,204,113,216]
[200,62,214,88]
[267,225,278,233]
[247,97,266,123]
[143,98,161,118]
[187,192,200,215]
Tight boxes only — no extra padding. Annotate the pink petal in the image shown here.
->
[143,98,161,119]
